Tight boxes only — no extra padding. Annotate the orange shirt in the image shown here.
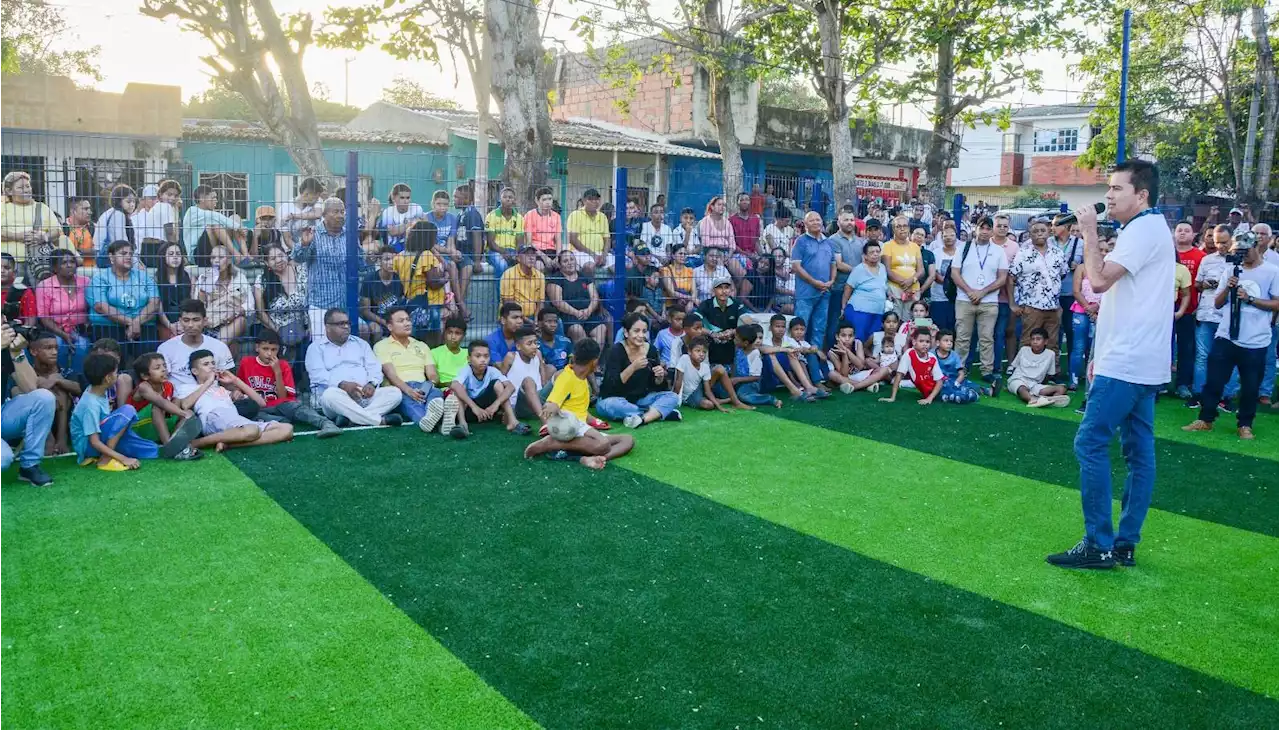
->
[69,226,95,265]
[523,209,562,252]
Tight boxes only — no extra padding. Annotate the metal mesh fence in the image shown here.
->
[1,128,827,386]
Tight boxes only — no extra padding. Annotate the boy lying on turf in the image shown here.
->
[524,338,634,470]
[180,350,295,451]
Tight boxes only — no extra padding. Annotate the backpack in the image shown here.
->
[943,239,974,303]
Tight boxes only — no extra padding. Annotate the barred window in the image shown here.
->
[198,172,249,220]
[75,158,145,213]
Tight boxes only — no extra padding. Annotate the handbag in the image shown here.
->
[24,203,56,282]
[943,240,973,303]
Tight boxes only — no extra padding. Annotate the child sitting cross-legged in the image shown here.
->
[181,349,295,451]
[673,334,754,412]
[1005,327,1070,408]
[711,324,781,408]
[506,324,557,430]
[879,329,945,406]
[441,340,525,439]
[128,352,204,459]
[524,338,635,470]
[933,329,980,404]
[825,320,891,394]
[760,314,828,402]
[70,352,161,471]
[786,317,831,393]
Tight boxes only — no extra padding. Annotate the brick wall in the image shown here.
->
[553,39,698,135]
[999,153,1024,185]
[1028,155,1104,186]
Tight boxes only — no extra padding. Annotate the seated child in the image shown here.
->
[933,329,980,404]
[900,300,938,342]
[430,315,470,388]
[180,349,295,451]
[825,320,891,393]
[80,338,134,408]
[868,312,908,366]
[507,324,556,425]
[879,329,945,406]
[28,331,80,456]
[70,352,160,471]
[759,313,827,402]
[711,324,780,408]
[537,307,573,372]
[673,334,753,411]
[786,316,830,389]
[128,352,205,459]
[523,339,635,470]
[1005,327,1070,408]
[670,311,706,367]
[238,329,342,437]
[442,340,525,438]
[654,307,686,367]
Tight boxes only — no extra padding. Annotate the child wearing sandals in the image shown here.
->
[1005,327,1070,408]
[825,320,891,393]
[71,352,160,471]
[711,324,781,408]
[760,314,828,402]
[524,338,634,470]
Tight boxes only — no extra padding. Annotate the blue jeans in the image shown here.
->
[931,300,956,333]
[1,389,56,469]
[1263,325,1277,398]
[994,302,1013,372]
[84,405,160,461]
[397,381,444,423]
[1194,321,1238,398]
[1074,375,1161,551]
[714,380,775,406]
[940,379,979,403]
[57,331,91,372]
[595,390,680,420]
[487,251,515,278]
[825,289,848,347]
[794,291,831,350]
[1069,312,1095,386]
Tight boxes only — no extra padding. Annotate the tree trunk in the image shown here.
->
[814,0,856,208]
[1253,3,1278,202]
[923,37,957,209]
[486,0,552,208]
[710,69,744,201]
[248,0,331,178]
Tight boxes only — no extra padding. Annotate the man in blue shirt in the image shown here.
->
[291,198,350,344]
[485,301,526,373]
[791,212,837,349]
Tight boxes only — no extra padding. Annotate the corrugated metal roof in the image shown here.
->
[1010,103,1095,120]
[406,106,722,160]
[181,119,448,147]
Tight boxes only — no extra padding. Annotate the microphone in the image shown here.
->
[1054,202,1107,227]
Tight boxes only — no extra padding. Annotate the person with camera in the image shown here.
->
[1,316,56,485]
[1182,230,1279,440]
[1048,160,1174,571]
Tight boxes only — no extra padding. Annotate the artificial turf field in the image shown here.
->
[3,393,1277,728]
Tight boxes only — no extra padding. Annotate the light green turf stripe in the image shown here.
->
[619,411,1278,697]
[976,388,1278,460]
[1,457,539,730]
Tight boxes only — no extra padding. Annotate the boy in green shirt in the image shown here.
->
[429,315,469,386]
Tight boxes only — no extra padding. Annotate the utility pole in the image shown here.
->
[1116,9,1132,165]
[475,25,492,213]
[344,56,354,107]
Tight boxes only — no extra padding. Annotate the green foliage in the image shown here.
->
[1010,188,1061,207]
[381,75,461,110]
[0,0,102,82]
[758,72,826,113]
[184,82,360,122]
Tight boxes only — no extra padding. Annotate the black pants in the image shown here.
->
[1198,338,1266,428]
[90,322,160,361]
[235,397,260,421]
[1173,315,1197,389]
[1060,295,1075,358]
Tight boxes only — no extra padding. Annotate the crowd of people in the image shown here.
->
[1,167,1276,483]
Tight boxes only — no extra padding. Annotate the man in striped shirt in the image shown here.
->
[290,197,349,344]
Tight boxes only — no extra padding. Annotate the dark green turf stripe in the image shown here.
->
[766,394,1278,536]
[231,429,1277,730]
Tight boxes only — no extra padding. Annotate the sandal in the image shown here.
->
[510,422,532,436]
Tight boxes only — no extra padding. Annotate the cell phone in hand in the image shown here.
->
[914,317,933,330]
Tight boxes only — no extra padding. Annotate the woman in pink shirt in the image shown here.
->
[35,249,91,370]
[698,196,748,286]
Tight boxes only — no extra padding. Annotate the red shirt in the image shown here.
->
[237,356,296,407]
[904,349,943,395]
[1177,246,1206,312]
[749,192,765,217]
[127,380,173,411]
[728,213,761,256]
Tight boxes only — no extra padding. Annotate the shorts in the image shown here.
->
[850,369,873,383]
[1007,378,1046,397]
[572,250,614,272]
[201,407,277,436]
[680,386,709,407]
[775,295,795,309]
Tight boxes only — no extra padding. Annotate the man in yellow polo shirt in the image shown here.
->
[567,188,610,277]
[500,244,546,318]
[373,306,447,432]
[485,187,525,276]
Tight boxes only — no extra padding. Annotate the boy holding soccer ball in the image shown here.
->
[523,339,634,470]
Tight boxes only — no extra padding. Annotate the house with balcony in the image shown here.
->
[948,103,1106,210]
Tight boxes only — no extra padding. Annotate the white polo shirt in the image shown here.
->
[1092,210,1175,385]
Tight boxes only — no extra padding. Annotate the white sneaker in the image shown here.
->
[419,397,446,433]
[1049,395,1072,408]
[440,394,460,434]
[623,414,644,429]
[839,382,855,394]
[1028,396,1052,408]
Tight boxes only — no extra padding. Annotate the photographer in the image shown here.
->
[1183,231,1279,440]
[1,315,56,485]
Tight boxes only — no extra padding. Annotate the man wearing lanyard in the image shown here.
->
[1048,160,1173,570]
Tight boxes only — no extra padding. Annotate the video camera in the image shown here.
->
[1226,231,1258,339]
[6,318,41,342]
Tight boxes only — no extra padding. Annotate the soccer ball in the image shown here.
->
[546,412,582,442]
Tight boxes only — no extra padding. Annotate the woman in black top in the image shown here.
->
[154,241,191,339]
[596,312,680,428]
[548,248,608,348]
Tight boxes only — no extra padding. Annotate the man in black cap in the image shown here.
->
[696,276,748,368]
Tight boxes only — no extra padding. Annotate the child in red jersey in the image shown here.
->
[879,329,944,406]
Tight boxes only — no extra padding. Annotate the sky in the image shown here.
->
[45,0,1089,128]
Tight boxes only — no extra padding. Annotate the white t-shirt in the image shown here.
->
[1194,253,1229,323]
[639,221,676,262]
[276,201,320,241]
[928,242,959,302]
[380,204,427,250]
[1009,345,1057,384]
[1092,211,1175,385]
[1264,248,1279,266]
[131,202,176,242]
[159,334,235,388]
[175,381,238,420]
[744,348,763,377]
[675,353,711,399]
[954,241,1009,304]
[762,224,796,255]
[505,352,543,406]
[1213,262,1279,348]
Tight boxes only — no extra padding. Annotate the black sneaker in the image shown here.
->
[1074,400,1087,415]
[989,376,1001,399]
[1046,540,1115,570]
[1184,396,1201,409]
[382,413,404,427]
[1113,542,1136,567]
[1217,398,1236,414]
[17,464,53,487]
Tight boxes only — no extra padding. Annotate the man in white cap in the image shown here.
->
[1227,206,1254,235]
[131,183,178,265]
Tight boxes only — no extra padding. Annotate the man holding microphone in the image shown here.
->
[1047,160,1173,570]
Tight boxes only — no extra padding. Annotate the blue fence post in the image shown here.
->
[951,193,964,227]
[610,167,629,336]
[344,151,360,327]
[1059,202,1069,214]
[1117,9,1132,165]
